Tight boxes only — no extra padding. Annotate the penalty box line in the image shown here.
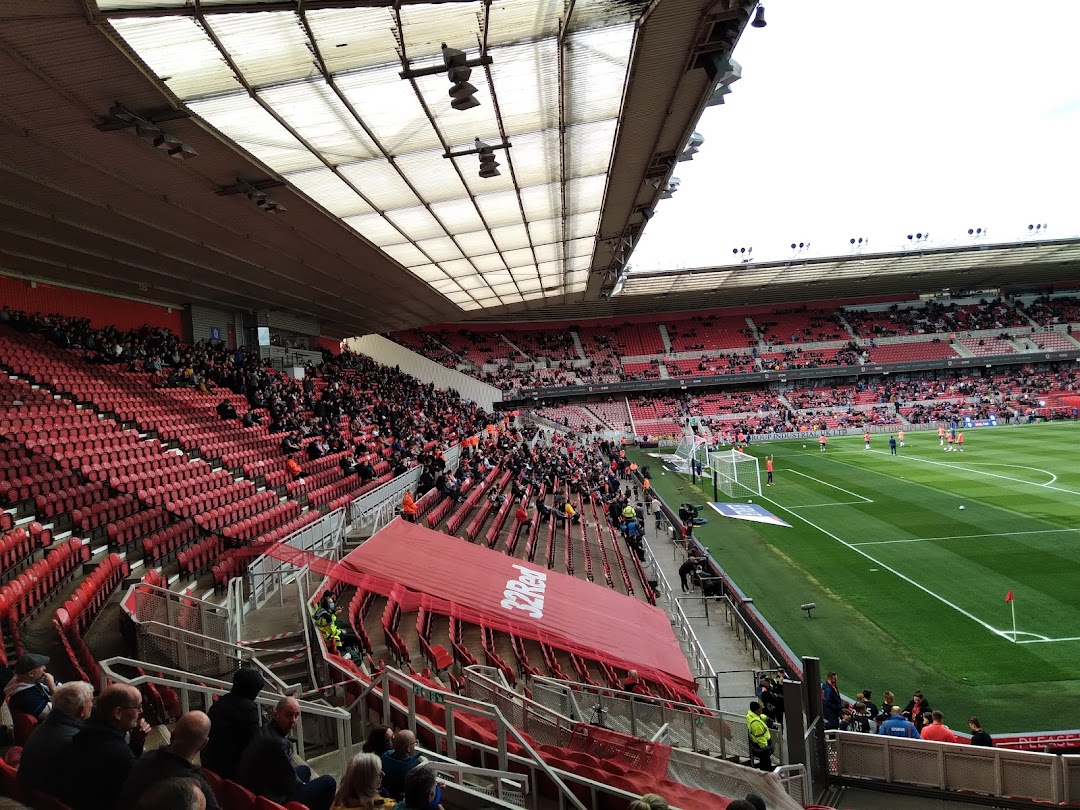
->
[786,469,873,504]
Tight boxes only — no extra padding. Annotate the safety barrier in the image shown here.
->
[248,508,345,612]
[466,667,804,809]
[828,729,1080,805]
[128,582,233,643]
[100,656,352,773]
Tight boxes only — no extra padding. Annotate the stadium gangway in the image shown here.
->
[639,519,720,692]
[99,655,353,775]
[464,666,805,809]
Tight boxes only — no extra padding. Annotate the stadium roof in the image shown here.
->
[0,0,750,336]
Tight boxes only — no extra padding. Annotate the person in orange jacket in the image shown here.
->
[401,490,418,522]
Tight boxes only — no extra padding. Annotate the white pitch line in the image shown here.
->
[789,501,874,509]
[865,450,1080,496]
[787,469,873,503]
[754,491,1012,642]
[1018,636,1080,644]
[852,528,1080,547]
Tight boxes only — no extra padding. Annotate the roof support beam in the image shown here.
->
[96,0,482,19]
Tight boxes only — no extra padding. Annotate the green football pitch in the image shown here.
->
[628,422,1080,734]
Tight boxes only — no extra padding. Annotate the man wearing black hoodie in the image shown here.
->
[62,684,150,810]
[202,667,266,778]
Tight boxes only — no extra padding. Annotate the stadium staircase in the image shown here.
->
[658,323,674,354]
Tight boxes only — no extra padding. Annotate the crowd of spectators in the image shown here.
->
[819,671,995,749]
[0,306,496,480]
[379,294,1080,394]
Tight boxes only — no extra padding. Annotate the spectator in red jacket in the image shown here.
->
[920,710,959,744]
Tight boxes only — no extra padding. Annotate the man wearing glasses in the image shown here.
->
[62,684,151,810]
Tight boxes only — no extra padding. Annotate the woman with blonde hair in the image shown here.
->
[627,794,669,810]
[331,752,395,810]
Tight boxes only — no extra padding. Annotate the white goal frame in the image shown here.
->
[709,449,762,498]
[669,433,711,474]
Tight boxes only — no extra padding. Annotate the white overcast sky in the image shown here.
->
[629,0,1080,272]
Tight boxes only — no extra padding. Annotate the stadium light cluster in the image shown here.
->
[217,178,287,214]
[97,103,197,160]
[442,44,481,111]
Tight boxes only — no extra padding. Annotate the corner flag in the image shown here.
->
[1005,590,1014,603]
[1006,590,1017,642]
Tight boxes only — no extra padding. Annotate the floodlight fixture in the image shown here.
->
[476,139,501,178]
[906,232,930,243]
[1027,223,1048,235]
[751,4,767,28]
[660,177,681,199]
[849,236,868,254]
[967,227,987,238]
[153,133,197,160]
[443,44,481,111]
[678,132,704,162]
[732,246,753,263]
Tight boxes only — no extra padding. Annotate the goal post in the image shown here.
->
[709,449,762,498]
[669,433,711,474]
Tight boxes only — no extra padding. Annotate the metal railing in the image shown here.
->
[134,619,292,694]
[126,582,233,644]
[249,508,345,612]
[336,663,589,810]
[828,729,1080,805]
[100,656,353,775]
[466,667,804,810]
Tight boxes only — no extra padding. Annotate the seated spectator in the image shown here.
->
[203,668,266,778]
[356,459,376,484]
[18,680,94,794]
[331,752,395,810]
[397,766,443,810]
[514,505,529,525]
[242,409,263,428]
[307,438,327,460]
[381,729,423,800]
[362,725,393,756]
[117,711,220,810]
[63,684,151,810]
[236,697,336,810]
[216,399,238,420]
[341,454,358,476]
[286,455,304,481]
[562,501,579,525]
[282,433,302,454]
[622,670,646,696]
[4,653,58,721]
[627,796,669,810]
[415,467,434,493]
[133,777,207,810]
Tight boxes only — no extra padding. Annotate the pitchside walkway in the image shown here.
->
[641,512,760,714]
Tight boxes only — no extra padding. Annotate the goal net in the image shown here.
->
[669,432,711,474]
[709,449,762,498]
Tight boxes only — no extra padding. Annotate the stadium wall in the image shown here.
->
[186,304,237,347]
[346,333,503,411]
[0,273,182,333]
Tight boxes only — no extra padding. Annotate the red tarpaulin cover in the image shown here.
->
[339,521,694,691]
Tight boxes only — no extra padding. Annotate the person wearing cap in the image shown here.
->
[4,653,58,720]
[18,681,94,795]
[746,700,773,771]
[202,667,266,778]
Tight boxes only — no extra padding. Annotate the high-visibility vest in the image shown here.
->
[747,711,771,748]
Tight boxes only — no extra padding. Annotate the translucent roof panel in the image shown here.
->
[101,0,649,311]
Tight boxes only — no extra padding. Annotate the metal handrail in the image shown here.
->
[100,656,353,774]
[136,620,293,694]
[323,657,588,810]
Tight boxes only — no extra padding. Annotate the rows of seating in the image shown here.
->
[392,296,1080,392]
[0,538,90,663]
[0,524,52,583]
